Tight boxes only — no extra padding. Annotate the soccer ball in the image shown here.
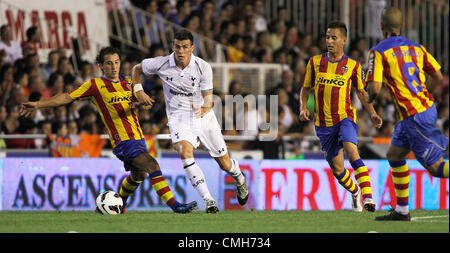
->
[95,190,124,215]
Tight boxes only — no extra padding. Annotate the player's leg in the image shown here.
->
[130,151,198,213]
[316,121,361,211]
[199,111,248,205]
[173,140,217,212]
[214,153,248,205]
[118,170,147,213]
[339,118,375,211]
[407,105,449,178]
[427,157,449,178]
[410,145,448,180]
[409,103,448,178]
[327,149,362,211]
[378,105,449,220]
[214,153,245,186]
[375,118,413,221]
[375,144,412,221]
[112,139,147,213]
[343,141,375,212]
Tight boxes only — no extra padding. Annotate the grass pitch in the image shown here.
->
[0,209,448,233]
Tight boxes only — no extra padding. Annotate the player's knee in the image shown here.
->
[175,142,194,159]
[131,170,148,181]
[133,153,161,174]
[386,151,399,162]
[343,143,359,161]
[146,155,161,173]
[347,153,360,163]
[329,162,344,177]
[425,159,443,177]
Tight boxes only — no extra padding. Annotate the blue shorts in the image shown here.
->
[113,138,148,171]
[391,104,448,166]
[315,118,359,161]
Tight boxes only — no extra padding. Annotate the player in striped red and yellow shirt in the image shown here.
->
[366,7,448,221]
[69,73,143,149]
[21,46,197,214]
[300,21,382,212]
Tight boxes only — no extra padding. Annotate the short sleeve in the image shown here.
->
[69,79,94,100]
[352,63,365,90]
[200,62,213,92]
[141,58,159,75]
[302,57,315,88]
[420,45,441,75]
[365,49,383,83]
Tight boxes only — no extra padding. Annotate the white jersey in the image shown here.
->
[0,40,23,64]
[141,52,213,119]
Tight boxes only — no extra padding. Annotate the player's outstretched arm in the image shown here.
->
[20,93,73,117]
[131,63,155,106]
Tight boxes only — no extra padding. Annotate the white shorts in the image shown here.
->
[167,110,227,157]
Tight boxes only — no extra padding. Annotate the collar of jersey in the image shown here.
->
[101,75,124,83]
[325,52,347,63]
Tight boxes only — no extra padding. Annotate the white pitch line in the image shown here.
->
[411,215,449,222]
[411,220,448,223]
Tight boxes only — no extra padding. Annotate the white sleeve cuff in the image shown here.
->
[134,83,143,93]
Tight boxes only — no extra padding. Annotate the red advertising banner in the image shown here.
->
[0,0,108,62]
[255,160,448,211]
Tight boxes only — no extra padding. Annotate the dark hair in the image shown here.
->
[14,71,27,83]
[255,48,268,61]
[78,105,96,119]
[57,56,68,67]
[228,34,242,46]
[53,121,67,133]
[173,29,194,45]
[29,91,42,102]
[47,72,62,88]
[277,6,287,12]
[443,118,449,132]
[80,60,92,68]
[26,26,39,40]
[37,120,51,130]
[158,0,170,10]
[176,0,188,10]
[327,21,347,37]
[48,49,59,58]
[17,117,36,134]
[95,46,121,64]
[0,63,13,81]
[0,24,10,35]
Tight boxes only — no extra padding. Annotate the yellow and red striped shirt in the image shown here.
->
[303,53,365,127]
[365,36,440,121]
[69,76,144,149]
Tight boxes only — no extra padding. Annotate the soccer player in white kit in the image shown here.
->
[131,29,248,213]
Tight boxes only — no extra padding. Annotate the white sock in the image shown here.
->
[228,159,245,185]
[182,158,213,201]
[395,205,409,215]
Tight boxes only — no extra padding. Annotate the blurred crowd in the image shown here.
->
[1,0,448,159]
